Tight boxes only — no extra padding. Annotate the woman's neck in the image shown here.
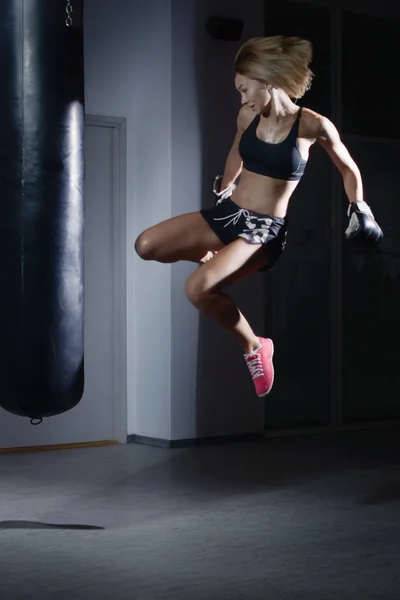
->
[261,89,297,120]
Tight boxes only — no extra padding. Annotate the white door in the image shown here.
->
[0,118,125,449]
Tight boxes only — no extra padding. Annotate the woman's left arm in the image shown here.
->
[316,116,363,204]
[315,116,383,244]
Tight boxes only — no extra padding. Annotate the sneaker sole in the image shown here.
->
[257,338,274,398]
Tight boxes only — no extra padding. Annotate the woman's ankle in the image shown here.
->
[243,337,261,355]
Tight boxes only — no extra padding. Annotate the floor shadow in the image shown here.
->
[0,520,104,530]
[360,481,400,506]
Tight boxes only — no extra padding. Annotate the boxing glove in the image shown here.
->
[345,200,383,245]
[212,174,236,204]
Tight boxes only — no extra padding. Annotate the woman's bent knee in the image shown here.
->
[135,231,156,261]
[184,272,214,307]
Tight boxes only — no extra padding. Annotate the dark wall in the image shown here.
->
[263,0,400,429]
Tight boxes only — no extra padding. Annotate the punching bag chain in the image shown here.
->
[65,0,73,27]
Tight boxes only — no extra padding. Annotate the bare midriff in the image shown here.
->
[231,168,300,218]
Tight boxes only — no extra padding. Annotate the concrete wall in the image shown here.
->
[84,0,173,438]
[85,0,266,441]
[170,0,266,440]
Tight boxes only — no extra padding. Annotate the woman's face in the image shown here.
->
[235,74,270,113]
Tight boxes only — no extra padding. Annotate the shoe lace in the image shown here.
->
[246,353,264,380]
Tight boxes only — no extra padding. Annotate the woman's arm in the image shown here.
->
[220,133,243,190]
[316,116,363,204]
[315,115,383,244]
[219,106,253,189]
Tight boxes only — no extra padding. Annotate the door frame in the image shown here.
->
[85,114,127,443]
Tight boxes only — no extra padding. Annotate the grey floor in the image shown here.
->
[0,428,399,600]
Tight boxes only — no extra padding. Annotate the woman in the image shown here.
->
[135,35,382,398]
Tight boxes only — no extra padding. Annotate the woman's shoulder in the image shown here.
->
[299,106,331,141]
[237,105,257,132]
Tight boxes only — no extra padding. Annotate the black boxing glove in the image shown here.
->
[345,201,383,245]
[212,174,236,204]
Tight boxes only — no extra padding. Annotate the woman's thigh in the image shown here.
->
[184,238,269,299]
[135,212,225,263]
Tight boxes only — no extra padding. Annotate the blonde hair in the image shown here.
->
[234,36,314,99]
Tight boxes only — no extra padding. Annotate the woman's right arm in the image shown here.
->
[220,106,252,189]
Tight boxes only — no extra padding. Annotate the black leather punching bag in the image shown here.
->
[0,0,85,420]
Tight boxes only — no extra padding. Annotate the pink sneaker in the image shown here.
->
[244,337,274,397]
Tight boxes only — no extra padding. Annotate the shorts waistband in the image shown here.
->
[222,197,287,224]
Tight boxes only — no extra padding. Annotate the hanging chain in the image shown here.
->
[66,0,73,27]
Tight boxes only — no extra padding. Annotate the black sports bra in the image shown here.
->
[239,107,307,181]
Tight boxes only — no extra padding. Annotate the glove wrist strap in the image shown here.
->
[347,200,374,218]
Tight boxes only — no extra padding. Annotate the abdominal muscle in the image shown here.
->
[231,168,300,218]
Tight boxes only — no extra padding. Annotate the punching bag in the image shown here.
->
[0,0,85,420]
